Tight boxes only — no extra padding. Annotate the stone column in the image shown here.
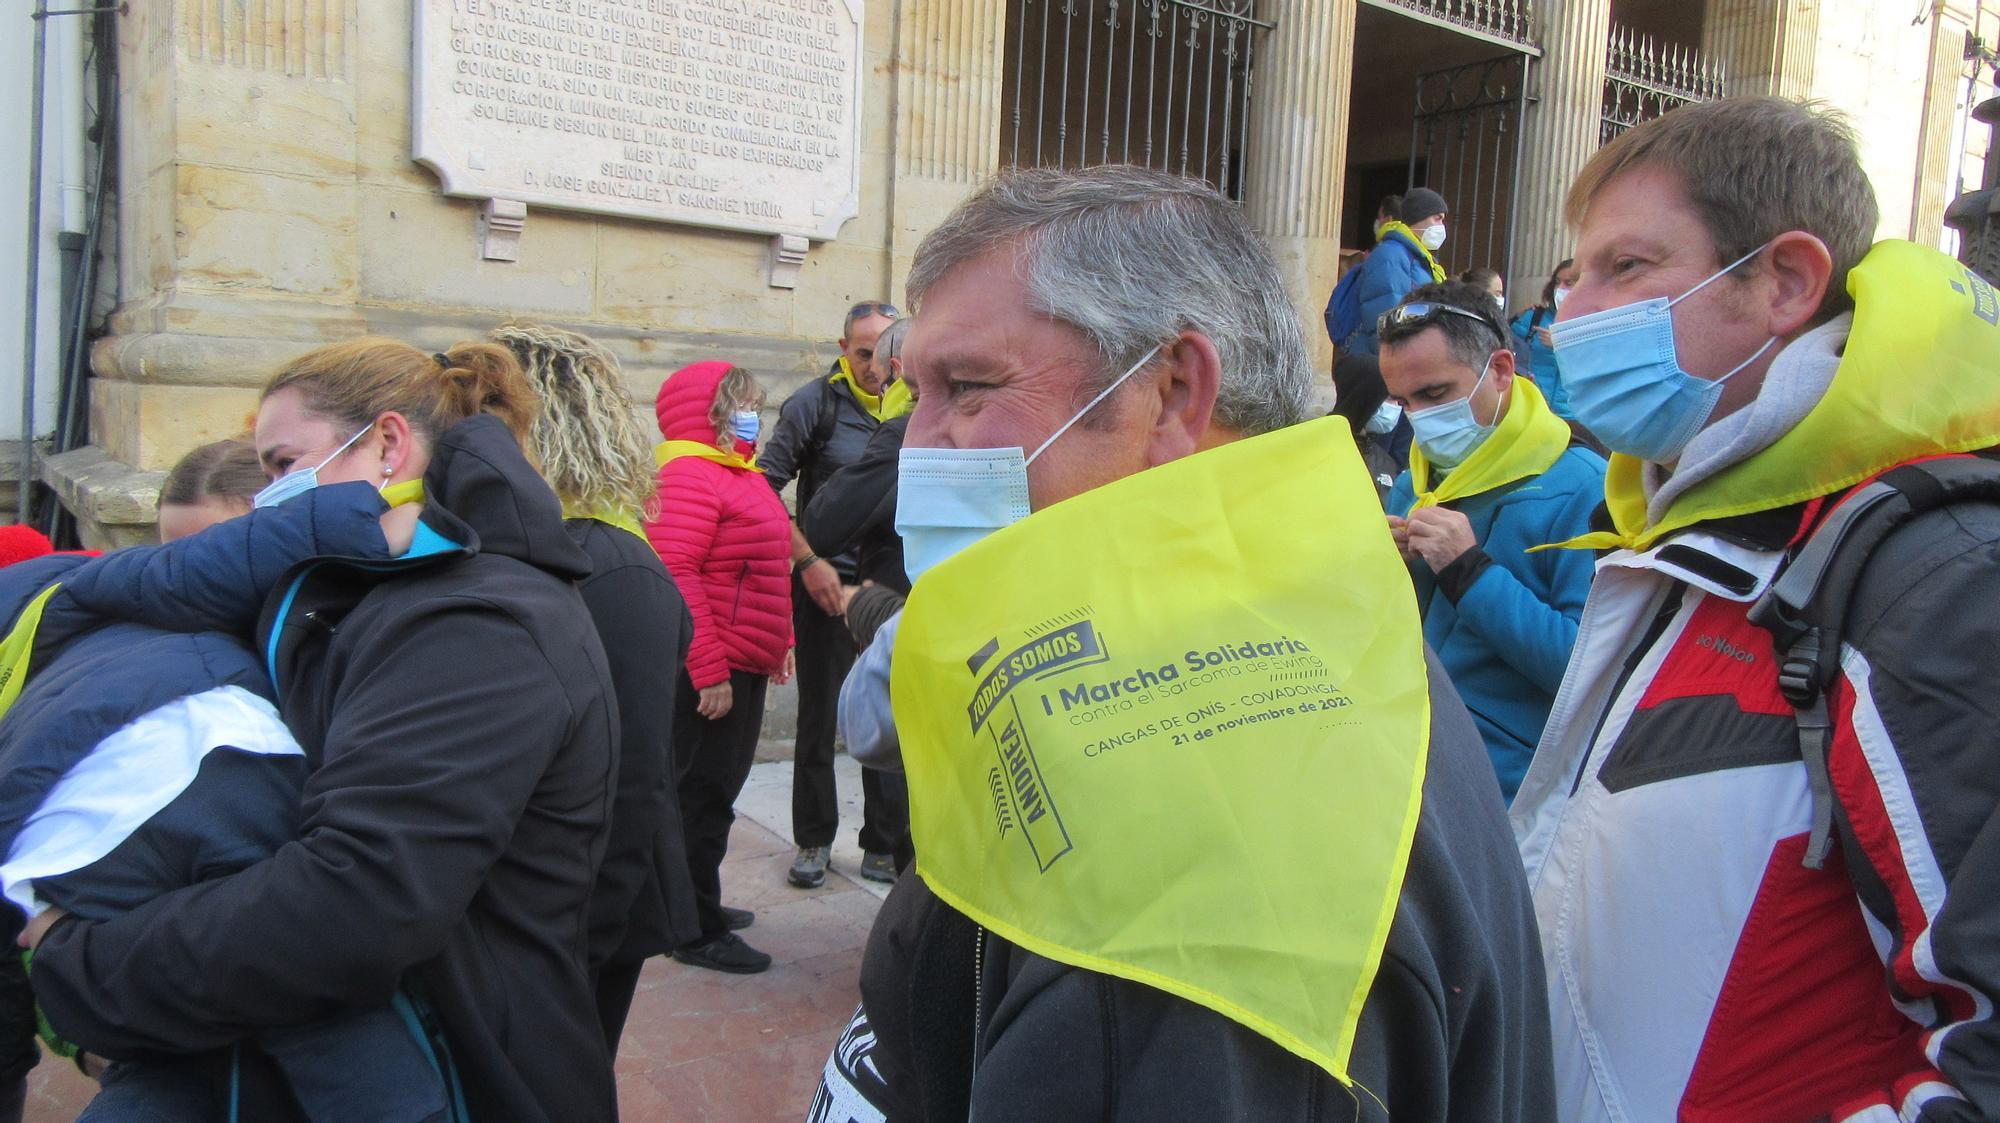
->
[1702,0,1818,98]
[1910,0,1979,242]
[886,0,1010,298]
[1510,0,1614,295]
[1241,0,1357,375]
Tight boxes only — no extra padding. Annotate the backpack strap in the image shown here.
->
[1748,454,2000,869]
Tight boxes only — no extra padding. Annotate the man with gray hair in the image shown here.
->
[829,165,1553,1120]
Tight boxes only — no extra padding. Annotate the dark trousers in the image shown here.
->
[791,581,909,853]
[676,669,770,942]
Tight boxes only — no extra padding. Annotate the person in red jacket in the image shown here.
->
[646,360,795,974]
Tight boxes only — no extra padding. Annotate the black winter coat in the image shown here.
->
[31,416,622,1123]
[803,414,910,594]
[569,517,702,965]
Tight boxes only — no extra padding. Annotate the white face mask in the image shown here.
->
[895,343,1164,583]
[1552,285,1572,309]
[1420,223,1448,251]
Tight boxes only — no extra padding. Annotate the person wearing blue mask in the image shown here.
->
[1513,97,2000,1123]
[1378,282,1606,801]
[1329,353,1411,503]
[816,163,1555,1123]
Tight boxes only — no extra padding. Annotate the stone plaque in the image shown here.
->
[414,0,864,241]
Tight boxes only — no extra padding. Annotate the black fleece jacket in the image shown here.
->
[857,652,1555,1122]
[30,416,622,1123]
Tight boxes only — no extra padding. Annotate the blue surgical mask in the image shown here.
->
[1551,243,1777,463]
[896,343,1164,583]
[1363,400,1404,436]
[731,410,761,443]
[251,423,373,510]
[1406,357,1497,470]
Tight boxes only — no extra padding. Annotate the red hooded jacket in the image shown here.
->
[645,361,793,689]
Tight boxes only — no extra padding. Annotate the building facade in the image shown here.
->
[7,0,1997,542]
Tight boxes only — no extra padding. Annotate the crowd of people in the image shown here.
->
[0,92,1991,1123]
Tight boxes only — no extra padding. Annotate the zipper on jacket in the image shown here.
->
[1570,585,1687,796]
[971,925,988,1082]
[729,562,749,624]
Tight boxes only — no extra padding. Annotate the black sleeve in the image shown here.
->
[804,420,903,560]
[844,584,905,651]
[759,381,823,500]
[575,554,687,968]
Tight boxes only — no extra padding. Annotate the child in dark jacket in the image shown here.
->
[1,483,451,1121]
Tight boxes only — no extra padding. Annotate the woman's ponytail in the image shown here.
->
[435,342,540,446]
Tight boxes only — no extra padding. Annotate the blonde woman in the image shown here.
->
[490,324,704,1045]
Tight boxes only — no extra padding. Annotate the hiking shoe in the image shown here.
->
[671,932,772,974]
[860,851,896,883]
[721,905,755,931]
[788,845,830,888]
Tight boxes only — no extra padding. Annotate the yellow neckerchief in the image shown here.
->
[0,583,61,722]
[831,357,914,422]
[655,439,758,473]
[1556,241,2000,553]
[1377,220,1448,283]
[892,415,1429,1085]
[1407,374,1572,509]
[559,500,649,545]
[379,479,426,508]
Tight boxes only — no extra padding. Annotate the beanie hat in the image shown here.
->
[0,525,54,568]
[1401,188,1448,225]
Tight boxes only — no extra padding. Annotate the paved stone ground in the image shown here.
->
[27,756,888,1122]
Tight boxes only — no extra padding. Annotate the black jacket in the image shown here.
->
[31,417,621,1123]
[569,518,702,965]
[855,652,1555,1121]
[803,414,910,594]
[760,366,888,577]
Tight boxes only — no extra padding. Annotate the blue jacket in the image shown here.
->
[1344,230,1442,355]
[1388,446,1606,801]
[1509,307,1572,419]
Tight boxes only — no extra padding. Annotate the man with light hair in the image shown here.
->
[1514,96,2000,1121]
[827,165,1553,1120]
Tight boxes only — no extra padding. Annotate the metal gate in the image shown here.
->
[1408,53,1532,280]
[1600,24,1725,145]
[1002,0,1272,199]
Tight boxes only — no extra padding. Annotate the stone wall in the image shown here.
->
[73,0,1008,543]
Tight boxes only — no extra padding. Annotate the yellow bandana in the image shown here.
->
[1377,221,1448,284]
[655,440,758,473]
[891,415,1429,1083]
[1558,241,2000,553]
[832,357,914,422]
[1407,375,1573,509]
[560,501,649,545]
[379,479,426,509]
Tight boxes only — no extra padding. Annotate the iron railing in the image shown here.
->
[1410,53,1532,279]
[1361,0,1538,55]
[1600,23,1725,144]
[1003,0,1271,198]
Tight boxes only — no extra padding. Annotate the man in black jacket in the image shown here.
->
[761,303,911,888]
[823,165,1553,1121]
[803,317,914,596]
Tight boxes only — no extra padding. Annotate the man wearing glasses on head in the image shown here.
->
[759,302,913,890]
[1377,282,1607,804]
